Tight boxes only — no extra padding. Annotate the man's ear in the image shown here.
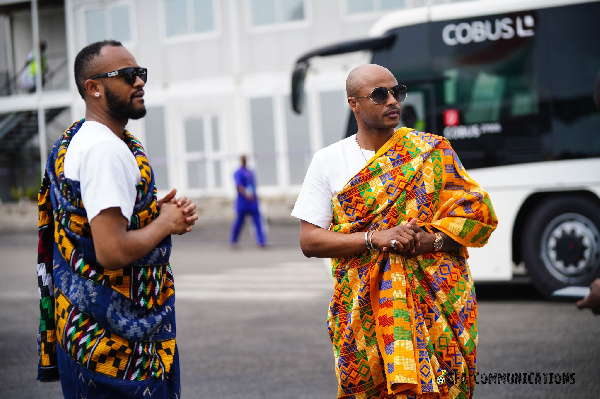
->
[84,79,101,98]
[348,97,358,111]
[348,97,361,116]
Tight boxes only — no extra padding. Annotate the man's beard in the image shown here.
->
[362,107,401,131]
[105,87,147,120]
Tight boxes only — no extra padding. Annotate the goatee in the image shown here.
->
[105,88,147,120]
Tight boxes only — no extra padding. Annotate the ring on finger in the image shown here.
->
[390,238,397,248]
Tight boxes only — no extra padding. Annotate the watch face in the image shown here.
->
[434,233,443,250]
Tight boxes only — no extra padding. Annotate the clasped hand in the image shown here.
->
[157,188,198,235]
[371,218,434,257]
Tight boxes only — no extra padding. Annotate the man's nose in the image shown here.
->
[134,76,145,86]
[385,90,398,105]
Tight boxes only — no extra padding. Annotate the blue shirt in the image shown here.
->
[234,166,258,210]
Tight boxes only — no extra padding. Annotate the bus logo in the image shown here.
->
[443,123,503,140]
[442,15,535,46]
[444,109,459,126]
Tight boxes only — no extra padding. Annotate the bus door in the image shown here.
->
[399,81,435,134]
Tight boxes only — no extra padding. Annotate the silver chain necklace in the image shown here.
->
[355,135,368,162]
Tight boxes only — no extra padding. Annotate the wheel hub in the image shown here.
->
[554,230,587,267]
[542,214,600,283]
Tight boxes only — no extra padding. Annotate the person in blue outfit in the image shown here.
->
[230,155,266,247]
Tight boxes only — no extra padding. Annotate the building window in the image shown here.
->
[320,90,347,147]
[250,0,305,26]
[346,0,405,14]
[184,115,224,190]
[284,95,311,185]
[144,106,169,190]
[249,97,278,185]
[164,0,215,37]
[85,4,132,43]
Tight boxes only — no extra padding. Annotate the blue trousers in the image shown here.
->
[230,206,266,246]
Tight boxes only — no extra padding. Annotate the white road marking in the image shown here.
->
[176,262,334,302]
[2,262,334,302]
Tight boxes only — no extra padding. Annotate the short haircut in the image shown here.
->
[74,40,122,99]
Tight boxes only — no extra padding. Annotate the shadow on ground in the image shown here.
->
[476,279,585,307]
[476,279,544,301]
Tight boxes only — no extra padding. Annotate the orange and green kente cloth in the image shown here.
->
[327,128,497,399]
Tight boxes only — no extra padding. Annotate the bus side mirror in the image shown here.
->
[291,61,309,114]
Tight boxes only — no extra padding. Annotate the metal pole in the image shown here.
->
[31,0,47,176]
[4,17,16,94]
[65,0,77,104]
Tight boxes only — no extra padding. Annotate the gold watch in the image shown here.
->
[433,232,443,251]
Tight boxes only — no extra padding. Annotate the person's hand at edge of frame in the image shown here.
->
[576,278,600,315]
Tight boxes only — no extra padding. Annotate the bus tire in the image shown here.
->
[521,196,600,298]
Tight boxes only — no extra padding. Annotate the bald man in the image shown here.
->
[292,64,497,398]
[36,40,197,398]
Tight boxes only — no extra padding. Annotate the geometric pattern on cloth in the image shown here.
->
[129,264,174,309]
[37,173,58,381]
[327,128,497,399]
[55,289,175,381]
[36,119,176,383]
[50,121,169,309]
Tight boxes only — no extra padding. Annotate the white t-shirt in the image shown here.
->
[291,134,375,229]
[63,121,141,224]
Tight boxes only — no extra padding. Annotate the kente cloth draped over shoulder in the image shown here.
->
[327,128,497,399]
[37,119,180,398]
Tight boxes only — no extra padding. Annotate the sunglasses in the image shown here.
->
[353,84,407,105]
[89,67,148,85]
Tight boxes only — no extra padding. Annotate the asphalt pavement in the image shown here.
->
[1,221,598,398]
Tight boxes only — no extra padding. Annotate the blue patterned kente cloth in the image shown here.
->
[36,119,180,398]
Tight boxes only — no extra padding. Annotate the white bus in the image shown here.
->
[291,0,600,298]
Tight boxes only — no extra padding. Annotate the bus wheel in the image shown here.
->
[522,196,600,298]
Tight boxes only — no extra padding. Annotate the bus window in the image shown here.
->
[445,69,506,123]
[547,2,600,161]
[430,10,548,169]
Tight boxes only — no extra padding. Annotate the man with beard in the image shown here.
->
[292,64,497,398]
[36,40,197,398]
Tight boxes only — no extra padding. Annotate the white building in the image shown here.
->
[0,0,460,221]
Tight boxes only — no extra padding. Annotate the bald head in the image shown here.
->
[346,64,395,98]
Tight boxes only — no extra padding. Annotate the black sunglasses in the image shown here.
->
[89,67,148,85]
[353,84,407,105]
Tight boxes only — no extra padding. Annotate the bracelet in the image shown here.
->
[368,230,376,250]
[364,231,370,249]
